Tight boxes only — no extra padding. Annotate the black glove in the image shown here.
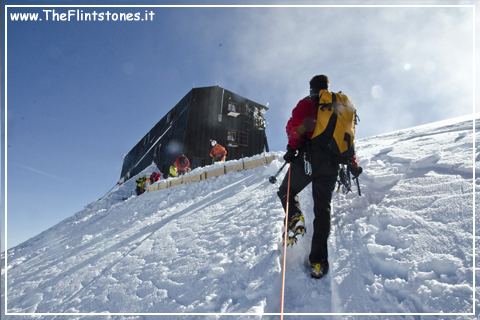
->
[349,166,363,178]
[283,145,297,163]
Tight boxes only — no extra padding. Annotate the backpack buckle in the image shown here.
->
[304,152,312,176]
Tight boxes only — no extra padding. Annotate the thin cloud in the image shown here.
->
[10,162,64,181]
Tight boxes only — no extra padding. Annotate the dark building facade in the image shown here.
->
[120,86,269,181]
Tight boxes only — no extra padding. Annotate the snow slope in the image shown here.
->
[1,115,477,319]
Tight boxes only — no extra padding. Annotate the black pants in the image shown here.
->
[277,151,338,264]
[136,187,145,196]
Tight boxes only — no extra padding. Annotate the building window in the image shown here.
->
[227,131,236,142]
[153,143,162,158]
[144,133,150,145]
[191,157,203,169]
[227,101,241,117]
[167,108,177,124]
[246,103,254,117]
[226,129,248,147]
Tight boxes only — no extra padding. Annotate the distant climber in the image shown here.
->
[135,175,147,196]
[150,172,161,183]
[168,165,178,178]
[174,153,190,175]
[209,140,227,163]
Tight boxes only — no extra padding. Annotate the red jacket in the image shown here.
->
[174,155,190,172]
[287,97,318,150]
[287,95,358,168]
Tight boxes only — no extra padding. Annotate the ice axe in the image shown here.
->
[269,162,287,184]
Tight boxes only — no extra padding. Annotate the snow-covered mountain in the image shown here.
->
[2,115,478,319]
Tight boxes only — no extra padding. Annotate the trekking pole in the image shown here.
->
[269,162,287,184]
[279,164,291,319]
[353,175,361,196]
[346,166,362,196]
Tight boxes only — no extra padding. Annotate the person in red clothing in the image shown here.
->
[150,172,161,182]
[174,153,190,175]
[277,75,362,279]
[209,140,227,163]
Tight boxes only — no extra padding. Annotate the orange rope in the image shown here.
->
[280,164,291,319]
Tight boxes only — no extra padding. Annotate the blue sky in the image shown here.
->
[2,1,476,252]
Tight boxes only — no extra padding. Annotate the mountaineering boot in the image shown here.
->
[283,212,306,247]
[311,260,329,279]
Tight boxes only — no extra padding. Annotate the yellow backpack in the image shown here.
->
[311,90,357,164]
[169,165,178,177]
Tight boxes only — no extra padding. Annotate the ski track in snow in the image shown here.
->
[1,115,478,320]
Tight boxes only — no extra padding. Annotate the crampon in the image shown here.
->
[283,225,306,247]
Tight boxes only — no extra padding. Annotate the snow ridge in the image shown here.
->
[2,116,478,319]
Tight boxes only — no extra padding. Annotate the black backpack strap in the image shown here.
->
[318,91,329,112]
[319,92,337,112]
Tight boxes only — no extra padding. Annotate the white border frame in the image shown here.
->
[3,3,476,317]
